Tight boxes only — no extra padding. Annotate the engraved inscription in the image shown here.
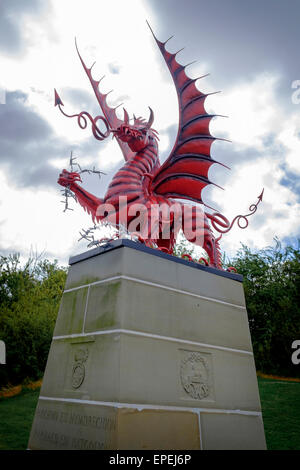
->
[33,428,70,448]
[180,350,213,400]
[71,347,89,389]
[36,406,116,431]
[31,404,117,450]
[33,427,108,449]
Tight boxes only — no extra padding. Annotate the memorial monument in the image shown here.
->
[28,24,266,450]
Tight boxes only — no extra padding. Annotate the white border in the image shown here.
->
[52,328,253,356]
[64,275,246,310]
[38,395,262,417]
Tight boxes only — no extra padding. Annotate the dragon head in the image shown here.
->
[113,107,157,152]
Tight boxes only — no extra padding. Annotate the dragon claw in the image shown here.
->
[58,169,82,187]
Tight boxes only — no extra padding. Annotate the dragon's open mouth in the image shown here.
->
[113,125,144,141]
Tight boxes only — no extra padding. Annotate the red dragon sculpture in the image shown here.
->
[56,25,263,270]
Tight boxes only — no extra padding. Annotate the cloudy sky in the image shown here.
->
[0,0,300,265]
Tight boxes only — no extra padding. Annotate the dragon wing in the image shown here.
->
[148,24,228,205]
[75,40,135,162]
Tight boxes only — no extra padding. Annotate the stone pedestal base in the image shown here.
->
[28,240,266,450]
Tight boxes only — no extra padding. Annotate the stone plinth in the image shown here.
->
[28,240,266,450]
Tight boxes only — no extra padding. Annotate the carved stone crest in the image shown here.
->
[71,347,89,389]
[180,350,212,400]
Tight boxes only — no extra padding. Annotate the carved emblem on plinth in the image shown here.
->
[71,347,89,389]
[180,350,212,400]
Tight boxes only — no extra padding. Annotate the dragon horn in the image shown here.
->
[145,106,154,129]
[123,107,129,124]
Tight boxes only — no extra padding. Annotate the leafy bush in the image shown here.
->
[227,239,300,377]
[0,253,67,387]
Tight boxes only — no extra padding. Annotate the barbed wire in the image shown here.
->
[77,222,145,249]
[60,151,106,212]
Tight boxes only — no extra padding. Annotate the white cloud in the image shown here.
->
[0,170,94,264]
[1,0,174,149]
[214,157,300,257]
[203,73,300,257]
[277,113,300,175]
[208,73,282,149]
[0,0,164,263]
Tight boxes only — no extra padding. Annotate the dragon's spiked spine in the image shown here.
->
[75,40,135,163]
[147,23,228,206]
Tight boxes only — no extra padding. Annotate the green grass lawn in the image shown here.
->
[258,377,300,450]
[0,388,40,450]
[0,377,299,450]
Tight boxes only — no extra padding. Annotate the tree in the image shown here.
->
[0,253,67,387]
[228,239,300,376]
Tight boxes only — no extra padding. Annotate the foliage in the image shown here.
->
[0,253,67,388]
[227,238,300,376]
